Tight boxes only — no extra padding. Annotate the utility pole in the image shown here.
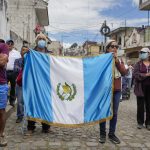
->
[148,10,150,26]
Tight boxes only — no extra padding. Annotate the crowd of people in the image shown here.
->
[0,36,150,147]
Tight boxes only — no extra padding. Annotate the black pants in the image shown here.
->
[137,85,150,125]
[27,120,50,131]
[7,71,17,104]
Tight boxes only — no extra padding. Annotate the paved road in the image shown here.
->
[1,91,150,150]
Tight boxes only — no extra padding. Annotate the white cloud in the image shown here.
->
[47,0,123,33]
[46,0,147,46]
[63,42,72,48]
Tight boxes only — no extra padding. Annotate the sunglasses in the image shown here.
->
[139,51,147,54]
[110,45,119,49]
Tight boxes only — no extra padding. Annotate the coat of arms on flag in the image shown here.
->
[23,50,114,127]
[56,82,77,101]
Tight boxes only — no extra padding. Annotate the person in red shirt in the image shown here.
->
[0,40,9,147]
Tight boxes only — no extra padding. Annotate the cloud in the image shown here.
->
[47,0,123,33]
[63,42,72,48]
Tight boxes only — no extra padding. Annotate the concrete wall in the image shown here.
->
[0,0,10,40]
[7,0,37,44]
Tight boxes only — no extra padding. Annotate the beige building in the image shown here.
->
[47,41,62,55]
[7,0,49,49]
[139,0,150,10]
[83,41,101,56]
[0,0,10,40]
[108,27,150,62]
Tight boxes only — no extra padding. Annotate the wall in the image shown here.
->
[0,0,10,40]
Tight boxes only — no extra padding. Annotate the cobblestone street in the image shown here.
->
[1,91,150,150]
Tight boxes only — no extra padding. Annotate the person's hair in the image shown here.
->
[105,41,114,53]
[0,39,5,43]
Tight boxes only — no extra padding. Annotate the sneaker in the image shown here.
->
[137,124,144,129]
[99,134,106,144]
[108,134,121,144]
[24,130,34,136]
[146,125,150,131]
[16,117,23,123]
[0,136,7,147]
[42,129,50,133]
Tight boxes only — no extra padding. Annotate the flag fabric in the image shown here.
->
[23,50,114,127]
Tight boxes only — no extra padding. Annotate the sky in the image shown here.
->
[46,0,149,48]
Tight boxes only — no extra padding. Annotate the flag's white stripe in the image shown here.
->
[50,56,84,124]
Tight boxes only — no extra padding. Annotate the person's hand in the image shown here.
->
[0,54,8,66]
[146,73,150,77]
[113,53,119,63]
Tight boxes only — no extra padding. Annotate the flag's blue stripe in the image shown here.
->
[83,53,113,123]
[23,50,53,122]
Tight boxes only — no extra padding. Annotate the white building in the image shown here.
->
[7,0,49,49]
[0,0,10,40]
[108,26,150,62]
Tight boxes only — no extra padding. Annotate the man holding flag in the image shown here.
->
[25,33,52,135]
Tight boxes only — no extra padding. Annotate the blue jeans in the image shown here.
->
[16,85,24,118]
[99,91,121,135]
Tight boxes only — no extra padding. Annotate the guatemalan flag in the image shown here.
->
[23,50,114,127]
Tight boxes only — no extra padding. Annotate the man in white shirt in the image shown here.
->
[6,40,21,107]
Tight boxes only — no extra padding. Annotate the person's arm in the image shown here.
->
[115,58,128,76]
[0,53,8,67]
[133,62,148,81]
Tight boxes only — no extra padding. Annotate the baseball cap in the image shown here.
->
[140,47,150,53]
[105,39,116,48]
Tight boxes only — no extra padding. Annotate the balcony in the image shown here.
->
[139,0,150,10]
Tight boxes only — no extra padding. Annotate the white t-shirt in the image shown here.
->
[6,49,21,71]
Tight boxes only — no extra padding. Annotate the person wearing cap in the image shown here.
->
[0,40,9,147]
[133,47,150,130]
[6,40,21,107]
[25,33,51,136]
[99,39,127,144]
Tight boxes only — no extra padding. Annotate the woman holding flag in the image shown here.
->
[99,39,127,144]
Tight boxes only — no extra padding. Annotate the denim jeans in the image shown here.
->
[16,85,24,118]
[99,91,121,135]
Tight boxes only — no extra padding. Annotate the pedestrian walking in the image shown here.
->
[6,40,21,107]
[133,47,150,130]
[99,39,127,144]
[0,40,9,147]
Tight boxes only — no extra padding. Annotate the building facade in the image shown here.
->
[7,0,49,49]
[47,41,62,55]
[108,26,150,62]
[0,0,10,40]
[82,41,101,56]
[139,0,150,10]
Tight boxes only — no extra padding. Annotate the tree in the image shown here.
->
[70,43,78,49]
